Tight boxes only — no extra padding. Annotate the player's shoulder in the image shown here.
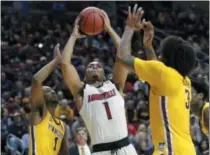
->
[105,78,120,90]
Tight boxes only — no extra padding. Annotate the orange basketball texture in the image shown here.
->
[79,7,104,36]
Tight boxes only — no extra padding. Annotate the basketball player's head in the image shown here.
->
[84,61,105,84]
[191,80,209,105]
[158,36,196,77]
[42,86,59,114]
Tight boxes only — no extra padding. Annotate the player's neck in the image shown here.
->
[88,80,103,87]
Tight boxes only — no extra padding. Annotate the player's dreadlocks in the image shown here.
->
[159,36,196,77]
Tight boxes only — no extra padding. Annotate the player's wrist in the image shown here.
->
[144,43,153,49]
[125,25,135,32]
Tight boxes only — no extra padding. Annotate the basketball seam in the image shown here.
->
[81,10,94,34]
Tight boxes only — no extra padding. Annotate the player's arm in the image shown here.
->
[100,10,128,93]
[102,6,144,94]
[31,44,61,123]
[59,124,70,155]
[117,18,163,86]
[61,17,85,110]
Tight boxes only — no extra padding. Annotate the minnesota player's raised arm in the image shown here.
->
[61,17,85,99]
[31,44,61,109]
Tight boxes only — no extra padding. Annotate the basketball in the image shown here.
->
[79,7,104,36]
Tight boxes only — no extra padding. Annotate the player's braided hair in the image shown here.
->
[160,36,196,77]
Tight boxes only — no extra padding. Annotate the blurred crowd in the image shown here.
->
[1,2,209,155]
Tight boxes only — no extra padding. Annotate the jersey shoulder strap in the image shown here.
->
[107,79,120,90]
[78,83,86,97]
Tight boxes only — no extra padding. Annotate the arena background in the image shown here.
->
[1,1,209,155]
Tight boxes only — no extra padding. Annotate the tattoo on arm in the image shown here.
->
[203,108,209,130]
[145,46,157,60]
[118,55,135,70]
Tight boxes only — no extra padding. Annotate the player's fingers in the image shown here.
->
[128,6,131,19]
[138,10,144,21]
[136,7,142,19]
[132,4,138,17]
[80,34,86,38]
[74,17,80,26]
[99,10,106,18]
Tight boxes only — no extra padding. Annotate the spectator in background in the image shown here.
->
[8,112,27,139]
[69,127,91,155]
[55,99,74,123]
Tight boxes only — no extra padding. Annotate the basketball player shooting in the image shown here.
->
[117,4,197,155]
[61,7,143,155]
[29,44,69,155]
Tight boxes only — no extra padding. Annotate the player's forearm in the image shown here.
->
[33,59,59,83]
[106,26,121,48]
[118,26,134,58]
[62,35,77,64]
[145,46,157,60]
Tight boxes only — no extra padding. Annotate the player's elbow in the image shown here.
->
[32,76,41,85]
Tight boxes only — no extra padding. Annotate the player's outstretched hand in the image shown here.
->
[54,43,62,62]
[100,9,111,31]
[54,43,62,63]
[142,20,154,48]
[72,17,86,39]
[126,4,144,30]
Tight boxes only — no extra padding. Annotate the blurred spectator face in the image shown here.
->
[60,99,68,108]
[201,140,208,151]
[190,116,196,125]
[138,124,147,133]
[85,62,104,83]
[191,87,203,105]
[16,81,23,90]
[57,91,64,99]
[2,108,8,119]
[1,72,6,80]
[75,128,87,145]
[13,113,21,124]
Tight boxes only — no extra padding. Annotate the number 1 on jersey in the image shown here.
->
[103,102,112,120]
[54,137,58,151]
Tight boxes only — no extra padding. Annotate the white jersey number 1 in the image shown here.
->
[103,102,112,120]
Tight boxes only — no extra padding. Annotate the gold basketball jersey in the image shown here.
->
[134,58,196,155]
[29,111,65,155]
